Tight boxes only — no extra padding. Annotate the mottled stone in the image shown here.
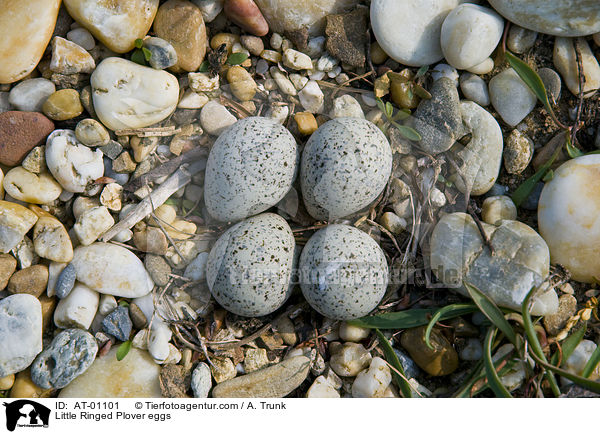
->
[7,265,48,298]
[55,264,77,299]
[325,8,367,67]
[0,112,54,167]
[0,201,38,254]
[101,306,132,341]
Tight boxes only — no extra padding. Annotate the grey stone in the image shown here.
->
[31,328,98,389]
[101,306,132,341]
[489,69,537,127]
[538,68,562,104]
[485,183,509,198]
[411,77,463,154]
[55,263,76,299]
[507,25,538,53]
[100,140,124,160]
[144,254,171,287]
[143,37,178,70]
[459,73,490,106]
[393,348,420,379]
[191,362,212,398]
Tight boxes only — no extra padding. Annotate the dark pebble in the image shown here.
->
[129,302,148,329]
[521,182,544,211]
[101,306,133,341]
[55,263,76,299]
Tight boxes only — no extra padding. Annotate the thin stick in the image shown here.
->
[468,201,495,256]
[571,38,586,147]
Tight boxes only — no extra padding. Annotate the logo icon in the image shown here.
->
[3,400,50,431]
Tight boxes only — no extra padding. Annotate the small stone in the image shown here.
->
[8,78,56,112]
[7,265,48,298]
[283,49,314,70]
[53,283,99,329]
[272,315,297,346]
[21,147,46,174]
[563,340,600,379]
[227,66,257,101]
[400,326,458,376]
[101,306,132,341]
[432,63,459,85]
[329,342,372,377]
[389,71,419,109]
[9,369,49,398]
[0,374,15,390]
[133,227,168,255]
[211,357,237,383]
[240,35,264,56]
[459,73,490,106]
[74,206,115,246]
[0,254,17,291]
[339,322,370,342]
[370,41,388,65]
[544,294,577,336]
[75,119,110,147]
[112,152,137,173]
[153,0,207,72]
[459,338,483,361]
[504,129,534,174]
[0,112,54,167]
[507,25,538,53]
[351,357,392,398]
[294,112,319,135]
[0,92,11,113]
[66,27,95,51]
[553,37,600,98]
[11,237,38,269]
[325,8,367,67]
[260,49,282,63]
[298,80,324,113]
[55,264,77,299]
[100,183,123,212]
[46,262,67,297]
[538,68,562,104]
[200,100,237,135]
[306,375,340,398]
[489,68,537,127]
[42,89,84,121]
[143,37,178,70]
[466,57,495,75]
[50,36,95,75]
[224,0,269,36]
[129,303,148,329]
[270,68,297,95]
[98,294,117,316]
[191,362,212,398]
[481,196,518,225]
[178,89,209,109]
[244,348,270,373]
[2,167,62,204]
[212,356,310,397]
[193,0,223,22]
[379,212,407,235]
[329,95,364,119]
[31,328,98,389]
[184,252,208,281]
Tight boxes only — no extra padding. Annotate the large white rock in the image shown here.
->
[91,57,179,131]
[0,294,43,377]
[538,155,600,283]
[371,0,460,67]
[488,0,600,37]
[59,347,162,397]
[71,243,154,298]
[441,3,504,70]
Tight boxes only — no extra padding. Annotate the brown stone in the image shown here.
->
[0,254,17,291]
[129,302,148,329]
[325,8,368,67]
[0,111,54,166]
[544,294,578,336]
[7,264,49,297]
[133,227,168,255]
[153,0,207,72]
[224,0,269,37]
[39,294,57,332]
[400,326,459,376]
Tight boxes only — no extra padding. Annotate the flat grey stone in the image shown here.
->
[55,263,76,299]
[101,305,132,341]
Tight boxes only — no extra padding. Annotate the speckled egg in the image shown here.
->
[299,224,388,320]
[206,213,295,317]
[300,118,392,221]
[204,117,297,223]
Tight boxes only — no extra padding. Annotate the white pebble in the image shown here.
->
[66,27,95,51]
[482,195,517,225]
[269,67,297,96]
[330,95,364,119]
[306,376,340,398]
[317,54,338,72]
[148,319,172,363]
[306,36,325,57]
[54,283,99,330]
[191,362,212,398]
[329,342,372,377]
[351,357,392,398]
[283,49,313,70]
[178,89,208,109]
[298,80,324,113]
[199,101,236,136]
[73,206,115,246]
[432,64,459,85]
[339,322,370,342]
[8,78,55,112]
[459,338,483,361]
[98,294,117,316]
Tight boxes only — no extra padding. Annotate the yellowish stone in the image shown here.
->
[2,167,62,204]
[50,36,95,74]
[0,200,39,253]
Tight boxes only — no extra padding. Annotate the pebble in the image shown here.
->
[543,294,577,336]
[0,374,15,390]
[266,105,289,124]
[2,167,62,204]
[184,252,208,281]
[294,112,318,135]
[306,376,340,398]
[31,328,98,389]
[8,265,48,297]
[46,262,67,297]
[128,303,147,329]
[270,68,297,96]
[430,212,558,316]
[22,147,46,174]
[432,64,459,85]
[66,27,96,51]
[101,306,132,341]
[538,68,562,104]
[298,80,325,113]
[193,0,223,23]
[11,237,38,269]
[8,78,56,113]
[211,357,237,383]
[99,183,122,211]
[329,95,364,119]
[481,196,517,225]
[411,78,462,154]
[207,213,295,317]
[91,57,179,131]
[226,66,257,101]
[370,0,459,66]
[538,155,600,283]
[178,89,208,109]
[42,89,84,121]
[459,73,490,106]
[133,227,168,255]
[0,294,43,377]
[224,0,269,36]
[329,342,372,377]
[0,201,38,253]
[0,92,11,113]
[254,0,357,35]
[283,49,314,70]
[153,0,207,72]
[553,37,600,98]
[191,362,212,398]
[63,0,159,53]
[199,100,237,136]
[339,322,370,342]
[240,35,264,56]
[351,357,392,398]
[0,254,17,291]
[98,294,117,316]
[487,0,600,37]
[45,129,104,193]
[73,206,115,245]
[188,72,219,93]
[504,129,534,174]
[59,347,162,397]
[489,68,537,127]
[400,326,458,376]
[53,283,99,330]
[301,118,392,220]
[0,111,55,167]
[50,36,95,75]
[244,348,270,373]
[71,243,154,298]
[0,0,61,83]
[204,117,297,222]
[9,369,49,398]
[112,152,136,173]
[142,37,178,70]
[563,340,600,379]
[466,57,495,75]
[380,212,408,235]
[212,356,311,397]
[451,101,503,195]
[74,119,109,148]
[507,26,538,53]
[459,338,483,361]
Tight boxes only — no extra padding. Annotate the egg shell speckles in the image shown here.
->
[300,118,392,221]
[204,117,297,223]
[206,213,295,317]
[299,224,388,320]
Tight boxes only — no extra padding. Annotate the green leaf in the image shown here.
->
[350,305,478,330]
[412,83,432,100]
[582,344,600,378]
[392,122,422,142]
[392,109,411,122]
[118,300,130,308]
[542,169,554,182]
[198,61,210,73]
[134,38,144,49]
[375,329,412,398]
[385,101,394,118]
[142,47,152,62]
[528,349,600,394]
[453,361,485,397]
[226,52,249,66]
[551,324,586,367]
[505,51,554,118]
[116,340,132,361]
[483,327,513,397]
[566,138,584,159]
[130,50,146,66]
[464,283,518,348]
[415,65,429,78]
[511,144,561,207]
[375,97,387,115]
[424,303,478,350]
